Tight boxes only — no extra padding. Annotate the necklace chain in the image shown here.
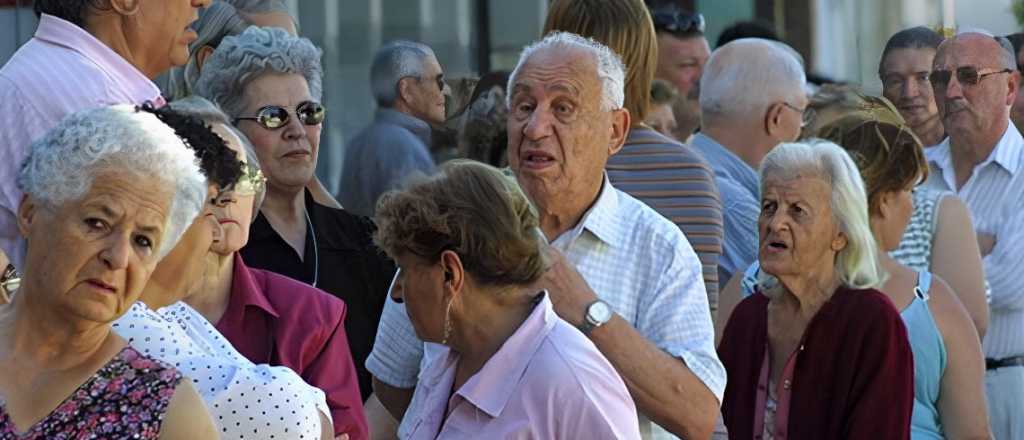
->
[304,207,319,288]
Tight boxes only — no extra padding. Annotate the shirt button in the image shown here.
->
[799,344,805,351]
[783,379,791,390]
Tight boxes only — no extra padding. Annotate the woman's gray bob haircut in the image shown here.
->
[168,96,267,219]
[163,2,249,100]
[757,140,885,294]
[17,105,208,259]
[223,0,289,14]
[370,40,437,107]
[507,31,626,112]
[194,26,323,119]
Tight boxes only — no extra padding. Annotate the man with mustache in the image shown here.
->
[879,26,947,148]
[925,31,1024,439]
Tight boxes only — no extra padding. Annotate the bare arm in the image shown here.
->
[931,195,988,338]
[541,249,719,439]
[159,380,217,440]
[716,270,746,346]
[929,277,992,440]
[372,377,414,423]
[364,393,400,440]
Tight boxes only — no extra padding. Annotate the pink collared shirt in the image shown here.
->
[0,14,163,269]
[399,292,641,440]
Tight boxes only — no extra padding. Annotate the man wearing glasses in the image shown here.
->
[647,1,709,142]
[339,40,447,217]
[692,38,807,293]
[925,31,1024,439]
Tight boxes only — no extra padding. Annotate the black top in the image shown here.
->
[241,190,396,400]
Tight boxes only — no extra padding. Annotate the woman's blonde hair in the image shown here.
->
[374,160,548,287]
[543,0,658,122]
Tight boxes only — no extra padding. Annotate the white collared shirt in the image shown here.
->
[113,301,331,439]
[367,177,724,439]
[924,124,1024,358]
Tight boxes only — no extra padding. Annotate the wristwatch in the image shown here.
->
[578,300,613,335]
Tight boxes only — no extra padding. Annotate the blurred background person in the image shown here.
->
[376,160,641,439]
[1005,32,1024,134]
[169,96,369,439]
[339,40,447,217]
[196,26,397,401]
[223,0,298,34]
[545,0,725,317]
[719,140,915,439]
[646,0,709,142]
[646,79,679,137]
[455,71,510,167]
[878,26,947,148]
[0,105,215,439]
[0,0,210,273]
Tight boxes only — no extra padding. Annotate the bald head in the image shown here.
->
[699,38,805,122]
[935,32,1016,71]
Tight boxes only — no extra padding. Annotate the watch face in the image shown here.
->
[589,301,613,323]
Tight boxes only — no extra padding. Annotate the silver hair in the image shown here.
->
[700,38,806,122]
[371,40,437,107]
[953,29,1017,70]
[757,140,885,295]
[507,31,626,112]
[193,26,323,119]
[164,2,249,101]
[17,105,207,259]
[167,96,266,218]
[222,0,289,14]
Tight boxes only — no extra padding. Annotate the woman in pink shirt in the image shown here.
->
[374,160,641,440]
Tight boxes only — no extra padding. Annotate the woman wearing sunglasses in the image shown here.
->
[168,96,369,440]
[195,26,397,402]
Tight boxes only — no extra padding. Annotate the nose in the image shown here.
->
[205,214,224,245]
[99,234,132,270]
[902,78,920,99]
[943,73,965,100]
[194,0,212,8]
[522,107,554,141]
[282,112,308,141]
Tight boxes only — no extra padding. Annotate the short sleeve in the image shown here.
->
[365,298,424,388]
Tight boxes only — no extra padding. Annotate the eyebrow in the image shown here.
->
[94,204,162,235]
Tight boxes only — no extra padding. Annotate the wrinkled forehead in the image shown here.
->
[762,174,832,201]
[935,34,1005,69]
[511,47,600,99]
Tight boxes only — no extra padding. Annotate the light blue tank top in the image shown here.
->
[739,265,948,439]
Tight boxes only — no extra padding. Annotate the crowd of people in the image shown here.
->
[0,0,1020,439]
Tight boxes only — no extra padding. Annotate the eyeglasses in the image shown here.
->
[650,6,705,35]
[782,102,815,127]
[928,66,1013,89]
[234,101,326,130]
[1,264,20,301]
[407,74,446,93]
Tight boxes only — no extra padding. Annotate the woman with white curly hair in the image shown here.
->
[717,140,916,439]
[195,25,396,405]
[0,105,216,439]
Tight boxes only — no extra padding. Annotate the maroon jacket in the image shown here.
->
[215,254,368,439]
[718,287,914,440]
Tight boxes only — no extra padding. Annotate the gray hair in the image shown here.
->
[17,105,207,258]
[951,29,1017,70]
[223,0,289,14]
[757,140,885,295]
[508,31,626,112]
[193,26,323,119]
[167,96,266,218]
[700,38,806,123]
[371,40,437,107]
[164,2,249,101]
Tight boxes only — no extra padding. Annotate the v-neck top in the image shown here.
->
[0,346,182,439]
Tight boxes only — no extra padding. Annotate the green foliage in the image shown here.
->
[1015,0,1024,27]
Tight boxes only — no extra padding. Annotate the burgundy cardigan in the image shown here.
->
[718,287,914,440]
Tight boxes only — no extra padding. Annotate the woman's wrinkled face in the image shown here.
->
[18,169,173,323]
[758,175,846,281]
[149,185,221,298]
[236,73,322,193]
[210,124,256,256]
[134,0,210,72]
[390,253,447,344]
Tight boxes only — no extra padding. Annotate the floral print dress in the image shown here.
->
[0,346,182,439]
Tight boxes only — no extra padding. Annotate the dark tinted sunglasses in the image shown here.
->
[929,66,1013,89]
[235,101,326,130]
[650,8,705,35]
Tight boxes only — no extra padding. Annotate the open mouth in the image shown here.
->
[522,150,556,168]
[766,240,789,252]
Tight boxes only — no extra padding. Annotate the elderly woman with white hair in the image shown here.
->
[169,96,369,439]
[195,26,397,402]
[0,105,216,438]
[718,140,915,439]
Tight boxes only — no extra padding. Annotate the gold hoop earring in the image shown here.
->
[441,298,453,345]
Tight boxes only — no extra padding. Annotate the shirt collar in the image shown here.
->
[376,108,432,145]
[455,291,556,417]
[553,176,625,249]
[34,14,162,105]
[229,253,280,318]
[928,124,1024,187]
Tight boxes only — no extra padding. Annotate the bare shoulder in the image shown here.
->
[923,276,975,340]
[935,194,974,232]
[159,380,218,440]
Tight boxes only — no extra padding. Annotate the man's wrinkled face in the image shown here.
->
[506,47,617,208]
[932,35,1017,140]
